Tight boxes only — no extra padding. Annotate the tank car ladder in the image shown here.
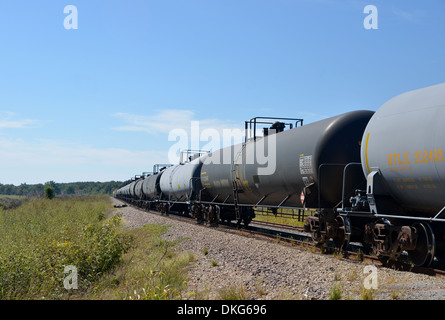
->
[231,143,245,222]
[232,179,241,221]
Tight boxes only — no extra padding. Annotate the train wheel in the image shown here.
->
[304,214,325,246]
[408,222,436,267]
[311,229,324,246]
[333,216,350,251]
[243,216,252,227]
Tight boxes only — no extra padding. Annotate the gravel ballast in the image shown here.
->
[112,198,445,300]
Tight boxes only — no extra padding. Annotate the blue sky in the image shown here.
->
[0,0,444,185]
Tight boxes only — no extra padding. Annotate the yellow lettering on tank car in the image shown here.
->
[414,149,444,164]
[403,152,410,164]
[385,149,443,166]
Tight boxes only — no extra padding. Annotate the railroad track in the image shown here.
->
[249,220,445,277]
[249,219,306,233]
[247,222,445,277]
[119,199,445,278]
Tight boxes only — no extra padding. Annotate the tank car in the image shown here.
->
[159,158,204,202]
[200,111,374,225]
[309,83,445,267]
[134,179,145,203]
[157,156,207,215]
[115,183,131,202]
[361,82,445,216]
[141,173,162,201]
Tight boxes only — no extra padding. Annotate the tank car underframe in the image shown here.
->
[304,207,445,267]
[196,201,256,226]
[304,211,351,251]
[304,162,445,267]
[345,210,445,267]
[354,167,445,267]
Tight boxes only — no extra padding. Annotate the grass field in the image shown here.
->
[0,195,194,300]
[253,207,313,228]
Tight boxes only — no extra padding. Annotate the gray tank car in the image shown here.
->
[333,83,445,267]
[159,157,206,202]
[361,83,445,216]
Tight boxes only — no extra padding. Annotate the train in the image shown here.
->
[114,83,445,267]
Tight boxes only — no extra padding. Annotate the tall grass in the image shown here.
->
[87,224,195,300]
[0,196,133,299]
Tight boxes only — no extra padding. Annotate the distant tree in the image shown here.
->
[0,181,123,197]
[45,181,60,195]
[4,185,14,195]
[44,186,56,200]
[66,185,76,195]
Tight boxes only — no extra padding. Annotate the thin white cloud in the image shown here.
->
[113,109,246,160]
[113,109,243,135]
[0,112,38,129]
[390,5,427,22]
[113,109,195,134]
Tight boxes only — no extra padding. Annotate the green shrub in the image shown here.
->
[44,186,56,200]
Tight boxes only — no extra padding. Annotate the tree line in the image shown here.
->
[0,180,130,197]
